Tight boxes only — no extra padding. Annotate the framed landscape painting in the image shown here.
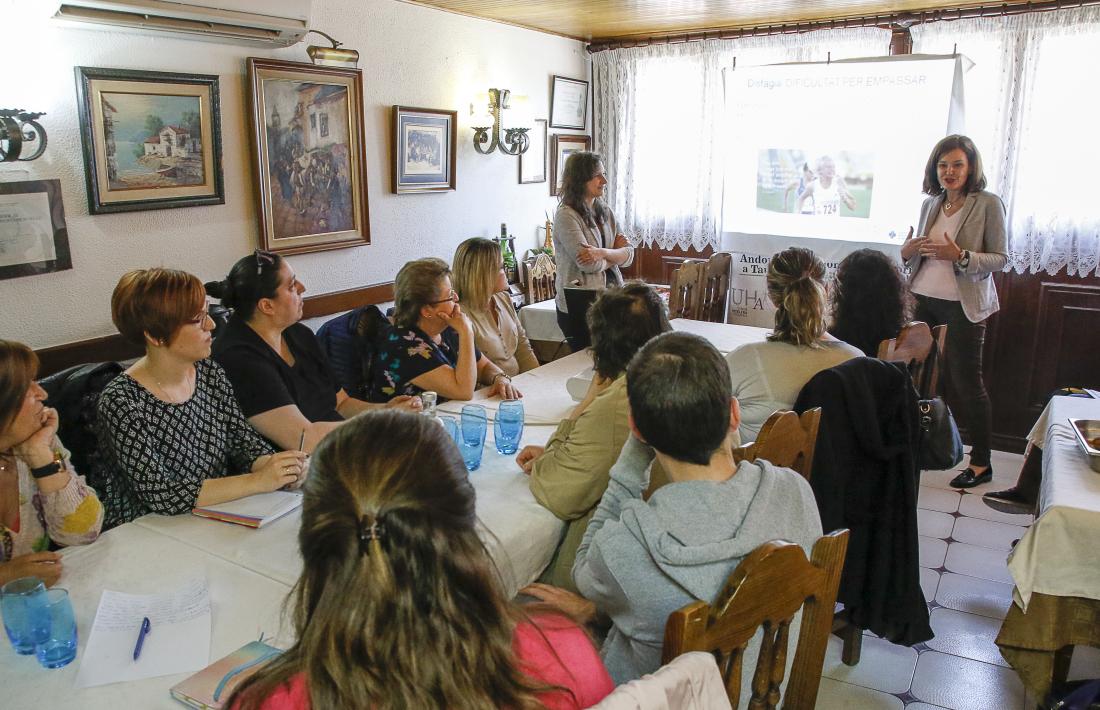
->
[392,106,457,194]
[247,58,370,255]
[550,134,591,196]
[75,67,224,214]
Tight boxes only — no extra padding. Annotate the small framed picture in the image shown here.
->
[550,134,591,197]
[519,119,548,184]
[392,106,457,194]
[550,75,589,130]
[75,67,224,214]
[0,180,72,281]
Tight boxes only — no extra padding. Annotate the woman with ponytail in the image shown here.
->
[228,411,614,710]
[724,247,862,442]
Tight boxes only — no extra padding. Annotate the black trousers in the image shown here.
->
[913,294,993,467]
[556,307,590,353]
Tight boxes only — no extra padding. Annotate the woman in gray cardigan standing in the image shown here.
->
[552,152,634,351]
[901,135,1007,488]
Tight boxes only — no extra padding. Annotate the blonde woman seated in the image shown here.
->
[725,247,862,442]
[452,237,538,377]
[370,257,521,402]
[0,340,103,587]
[96,269,306,528]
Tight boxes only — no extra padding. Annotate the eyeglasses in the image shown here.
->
[254,249,276,276]
[186,308,211,326]
[429,289,459,305]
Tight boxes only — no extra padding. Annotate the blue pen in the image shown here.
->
[133,617,151,661]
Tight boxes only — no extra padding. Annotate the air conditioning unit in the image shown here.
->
[52,0,312,47]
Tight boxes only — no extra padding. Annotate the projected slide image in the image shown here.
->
[755,149,874,219]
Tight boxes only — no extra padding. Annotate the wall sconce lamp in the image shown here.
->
[305,30,359,67]
[0,109,47,162]
[472,89,530,156]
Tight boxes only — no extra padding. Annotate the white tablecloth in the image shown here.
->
[1009,395,1100,610]
[519,298,563,343]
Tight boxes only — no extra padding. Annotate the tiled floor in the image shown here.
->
[821,448,1100,709]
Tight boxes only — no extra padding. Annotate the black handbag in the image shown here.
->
[917,397,964,470]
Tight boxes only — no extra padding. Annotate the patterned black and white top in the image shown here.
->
[96,359,274,528]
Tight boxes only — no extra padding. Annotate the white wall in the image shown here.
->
[0,0,588,348]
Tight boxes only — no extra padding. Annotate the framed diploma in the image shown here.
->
[549,75,589,130]
[0,180,72,281]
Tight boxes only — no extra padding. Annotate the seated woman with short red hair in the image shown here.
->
[95,268,306,528]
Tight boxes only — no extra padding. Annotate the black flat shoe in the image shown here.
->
[983,487,1033,515]
[949,466,993,489]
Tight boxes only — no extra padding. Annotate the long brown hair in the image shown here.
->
[229,411,556,710]
[922,134,987,196]
[766,247,827,348]
[0,340,38,436]
[558,151,609,228]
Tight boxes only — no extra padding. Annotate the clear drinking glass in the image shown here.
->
[494,400,525,455]
[35,588,77,669]
[1,576,48,655]
[438,415,459,444]
[459,404,488,471]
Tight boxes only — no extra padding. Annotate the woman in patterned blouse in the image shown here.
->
[371,258,522,403]
[0,340,103,587]
[96,269,306,529]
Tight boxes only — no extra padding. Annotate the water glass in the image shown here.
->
[494,400,525,455]
[459,405,488,471]
[1,577,48,655]
[438,415,459,444]
[35,588,77,669]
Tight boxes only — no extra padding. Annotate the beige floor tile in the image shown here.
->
[951,516,1028,551]
[918,509,956,539]
[919,535,948,568]
[918,485,962,513]
[822,634,918,694]
[812,677,905,710]
[935,572,1014,620]
[910,651,1025,710]
[926,607,1010,667]
[958,493,1034,526]
[944,542,1014,585]
[921,567,940,602]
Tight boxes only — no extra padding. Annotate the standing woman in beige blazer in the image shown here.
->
[901,135,1007,489]
[452,238,539,377]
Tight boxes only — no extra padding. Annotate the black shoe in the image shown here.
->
[983,487,1033,514]
[949,465,993,489]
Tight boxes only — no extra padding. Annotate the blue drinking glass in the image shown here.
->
[438,415,459,444]
[1,576,48,655]
[494,400,525,455]
[459,405,488,471]
[35,588,77,669]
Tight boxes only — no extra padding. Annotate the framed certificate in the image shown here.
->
[0,180,71,281]
[550,75,589,130]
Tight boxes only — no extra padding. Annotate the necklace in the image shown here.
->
[944,194,963,211]
[150,367,195,404]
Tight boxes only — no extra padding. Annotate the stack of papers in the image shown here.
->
[192,491,302,528]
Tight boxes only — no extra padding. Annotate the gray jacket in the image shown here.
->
[552,203,635,313]
[905,190,1008,323]
[573,436,823,684]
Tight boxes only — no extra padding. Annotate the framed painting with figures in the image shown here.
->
[392,106,457,194]
[247,58,370,255]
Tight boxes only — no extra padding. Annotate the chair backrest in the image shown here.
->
[699,252,732,323]
[662,530,850,710]
[734,409,822,481]
[38,361,124,490]
[524,252,557,304]
[316,305,390,400]
[877,321,942,398]
[669,259,707,320]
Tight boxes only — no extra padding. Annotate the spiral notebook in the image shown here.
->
[191,491,302,529]
[170,640,282,709]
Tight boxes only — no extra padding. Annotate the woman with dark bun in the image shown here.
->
[725,247,862,442]
[829,248,914,357]
[207,250,417,453]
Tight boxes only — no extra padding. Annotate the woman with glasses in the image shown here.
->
[371,258,521,403]
[96,268,306,529]
[452,238,538,377]
[206,251,418,454]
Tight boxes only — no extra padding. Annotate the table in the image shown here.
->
[997,395,1100,698]
[519,298,566,343]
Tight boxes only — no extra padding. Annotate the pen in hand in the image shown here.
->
[298,428,306,452]
[133,616,151,661]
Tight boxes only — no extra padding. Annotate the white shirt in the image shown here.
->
[911,207,964,301]
[812,178,841,216]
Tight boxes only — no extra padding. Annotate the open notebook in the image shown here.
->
[192,491,302,529]
[170,640,282,709]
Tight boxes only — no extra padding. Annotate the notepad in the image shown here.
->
[170,640,283,709]
[192,491,303,528]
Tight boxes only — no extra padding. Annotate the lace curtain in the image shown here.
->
[913,7,1100,276]
[592,28,890,251]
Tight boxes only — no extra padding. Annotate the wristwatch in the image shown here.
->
[956,249,971,268]
[29,451,65,479]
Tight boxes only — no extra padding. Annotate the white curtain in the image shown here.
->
[592,28,890,251]
[913,7,1100,276]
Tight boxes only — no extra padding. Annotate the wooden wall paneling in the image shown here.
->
[623,243,714,283]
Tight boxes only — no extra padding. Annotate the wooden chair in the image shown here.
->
[523,252,557,305]
[699,252,732,323]
[669,259,707,320]
[732,409,821,481]
[663,530,850,710]
[877,321,946,398]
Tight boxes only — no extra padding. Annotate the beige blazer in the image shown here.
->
[466,292,538,377]
[552,203,635,313]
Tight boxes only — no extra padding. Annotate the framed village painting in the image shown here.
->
[75,67,224,215]
[391,106,457,194]
[247,58,370,255]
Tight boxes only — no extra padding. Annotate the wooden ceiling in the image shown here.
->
[400,0,998,41]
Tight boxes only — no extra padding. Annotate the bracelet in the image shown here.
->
[491,373,510,386]
[29,451,65,480]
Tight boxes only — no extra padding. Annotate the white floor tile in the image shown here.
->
[919,535,948,568]
[920,468,965,491]
[921,567,940,602]
[918,485,962,513]
[935,572,1014,620]
[951,516,1028,551]
[910,651,1025,710]
[958,494,1034,526]
[822,634,918,694]
[1069,645,1100,681]
[918,509,956,539]
[812,677,905,710]
[926,607,1010,667]
[944,542,1014,585]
